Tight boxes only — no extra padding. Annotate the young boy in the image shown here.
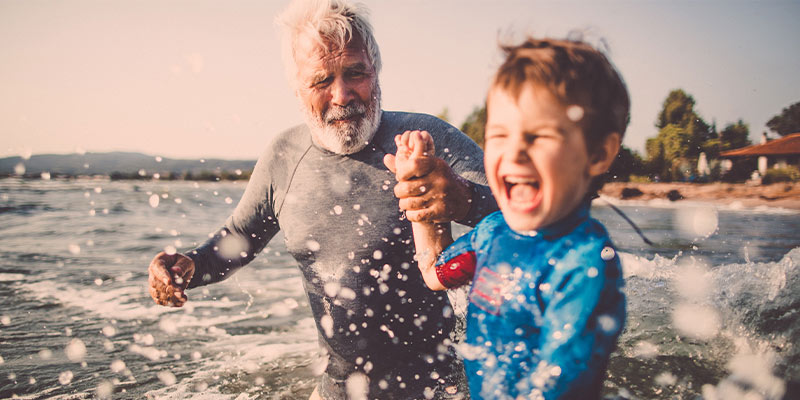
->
[393,38,628,399]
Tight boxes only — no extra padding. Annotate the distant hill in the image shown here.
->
[0,152,256,178]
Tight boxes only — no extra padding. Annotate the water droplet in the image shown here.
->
[320,315,334,338]
[149,194,160,208]
[600,246,615,261]
[672,303,720,340]
[59,370,74,385]
[14,163,25,175]
[676,206,718,239]
[655,372,677,386]
[566,105,584,121]
[102,325,116,337]
[587,267,599,278]
[0,315,10,325]
[157,370,177,385]
[218,235,248,259]
[94,278,103,286]
[39,349,53,359]
[306,240,321,252]
[346,372,369,400]
[68,244,81,255]
[373,250,383,260]
[65,338,86,362]
[96,380,114,399]
[110,359,126,373]
[597,314,617,332]
[164,245,177,256]
[41,171,51,180]
[224,197,233,204]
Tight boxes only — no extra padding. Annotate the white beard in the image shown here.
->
[303,86,382,155]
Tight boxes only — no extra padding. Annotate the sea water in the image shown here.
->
[0,179,797,399]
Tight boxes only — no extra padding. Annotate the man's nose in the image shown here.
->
[330,76,355,106]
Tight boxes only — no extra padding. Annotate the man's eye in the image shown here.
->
[346,71,365,79]
[312,77,333,88]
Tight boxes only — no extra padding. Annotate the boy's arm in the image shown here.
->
[411,221,452,291]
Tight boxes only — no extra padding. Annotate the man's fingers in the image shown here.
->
[399,196,431,212]
[148,252,192,307]
[383,153,397,174]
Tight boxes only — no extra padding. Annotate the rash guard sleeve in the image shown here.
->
[184,135,291,289]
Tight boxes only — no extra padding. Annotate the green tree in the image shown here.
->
[646,89,714,181]
[766,101,800,136]
[656,89,696,129]
[607,145,645,181]
[719,120,751,151]
[460,105,487,148]
[435,107,451,124]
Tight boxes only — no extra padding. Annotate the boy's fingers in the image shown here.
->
[420,131,435,155]
[399,196,431,212]
[394,158,437,181]
[411,131,426,159]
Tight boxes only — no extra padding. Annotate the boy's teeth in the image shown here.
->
[505,177,537,185]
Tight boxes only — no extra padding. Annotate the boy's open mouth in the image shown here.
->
[504,176,541,210]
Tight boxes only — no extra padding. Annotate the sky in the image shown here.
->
[2,0,799,160]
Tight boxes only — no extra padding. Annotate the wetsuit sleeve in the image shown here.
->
[534,241,625,399]
[185,150,281,289]
[433,228,478,289]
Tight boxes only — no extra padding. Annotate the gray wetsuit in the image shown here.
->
[186,111,497,399]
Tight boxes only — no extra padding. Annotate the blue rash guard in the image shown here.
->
[435,201,626,399]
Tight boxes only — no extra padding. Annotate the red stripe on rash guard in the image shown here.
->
[436,251,477,288]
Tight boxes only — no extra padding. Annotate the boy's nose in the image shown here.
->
[507,139,531,163]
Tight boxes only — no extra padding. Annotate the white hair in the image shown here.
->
[276,0,382,90]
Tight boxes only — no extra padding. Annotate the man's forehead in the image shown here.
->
[296,34,367,63]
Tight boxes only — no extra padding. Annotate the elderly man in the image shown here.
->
[148,0,496,398]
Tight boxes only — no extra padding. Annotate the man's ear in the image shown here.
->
[588,133,621,177]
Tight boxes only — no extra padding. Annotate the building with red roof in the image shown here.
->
[720,132,800,176]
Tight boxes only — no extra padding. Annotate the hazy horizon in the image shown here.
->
[2,0,799,160]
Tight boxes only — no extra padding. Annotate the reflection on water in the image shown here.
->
[0,179,798,399]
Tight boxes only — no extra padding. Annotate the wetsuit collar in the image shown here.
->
[512,199,591,240]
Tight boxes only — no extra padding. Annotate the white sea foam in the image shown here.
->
[143,317,318,399]
[0,273,25,282]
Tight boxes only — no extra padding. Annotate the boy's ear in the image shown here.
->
[588,133,621,177]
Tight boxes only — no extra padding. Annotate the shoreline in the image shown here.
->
[599,182,800,211]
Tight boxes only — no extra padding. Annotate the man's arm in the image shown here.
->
[148,143,283,306]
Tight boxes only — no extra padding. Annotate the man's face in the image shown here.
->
[484,84,595,232]
[294,34,381,154]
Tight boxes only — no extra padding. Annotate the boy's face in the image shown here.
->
[484,85,599,232]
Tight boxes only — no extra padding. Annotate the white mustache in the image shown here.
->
[324,102,366,123]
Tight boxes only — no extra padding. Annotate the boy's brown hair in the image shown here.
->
[490,36,630,153]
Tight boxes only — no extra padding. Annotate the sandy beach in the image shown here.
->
[600,182,800,210]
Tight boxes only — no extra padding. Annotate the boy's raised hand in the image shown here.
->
[394,130,436,180]
[384,129,472,223]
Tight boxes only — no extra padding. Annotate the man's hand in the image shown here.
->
[148,251,195,307]
[384,130,473,223]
